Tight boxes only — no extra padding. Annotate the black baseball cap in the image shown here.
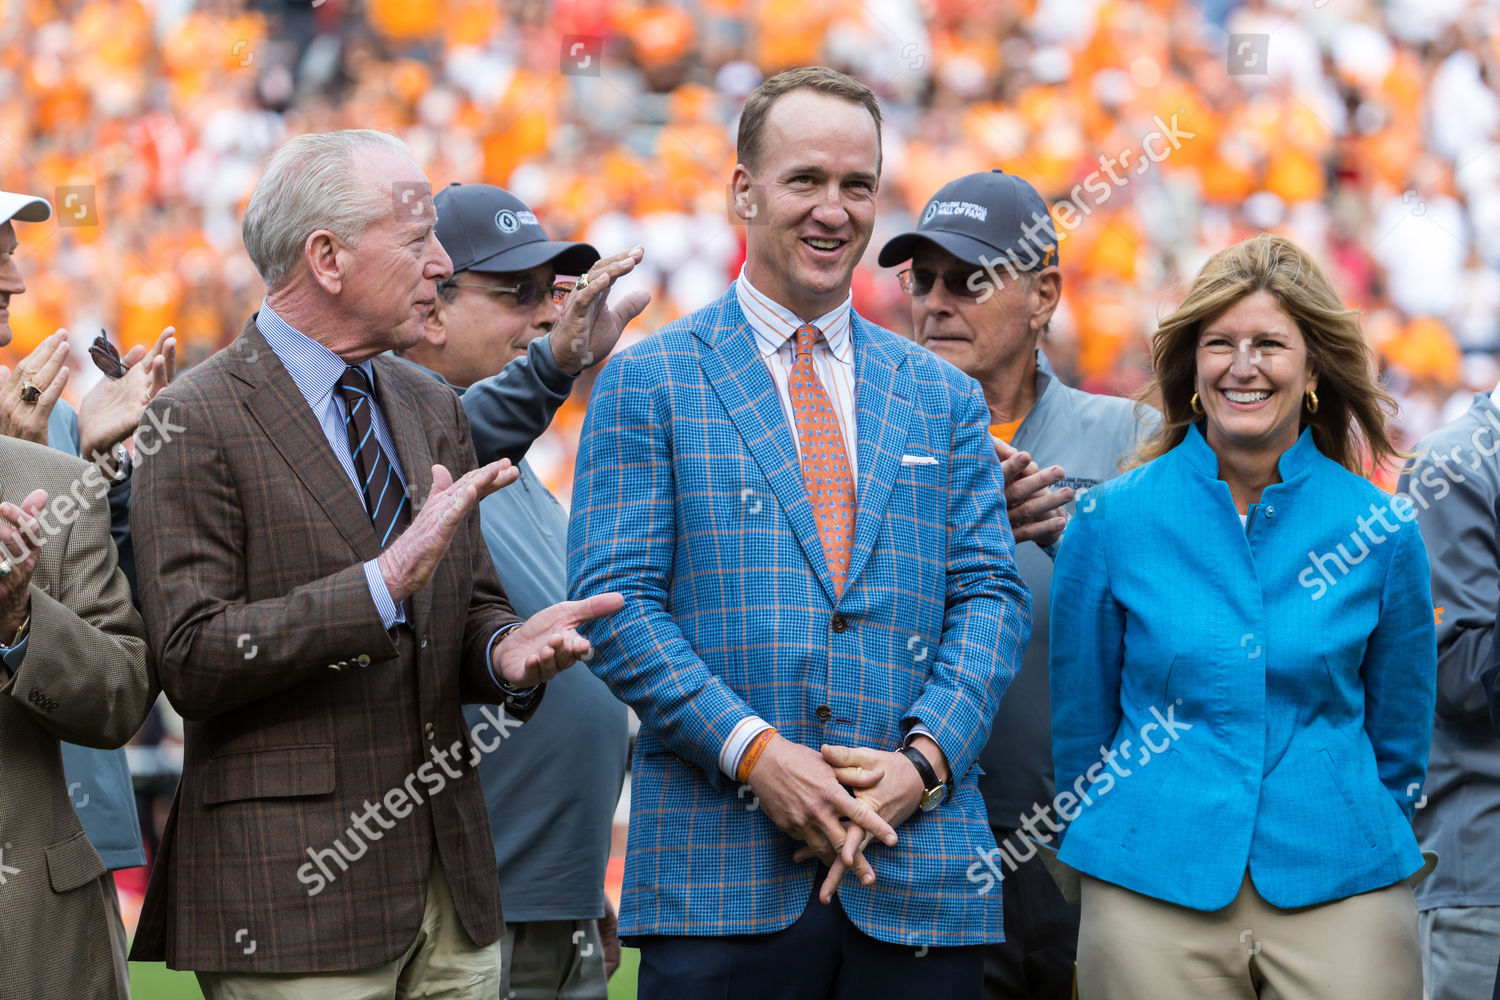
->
[434,183,599,276]
[878,169,1058,271]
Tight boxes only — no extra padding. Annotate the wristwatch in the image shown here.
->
[898,744,948,812]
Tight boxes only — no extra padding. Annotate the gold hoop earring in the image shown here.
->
[1305,388,1319,414]
[1190,392,1203,415]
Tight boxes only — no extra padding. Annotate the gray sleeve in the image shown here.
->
[1402,441,1498,722]
[461,333,576,466]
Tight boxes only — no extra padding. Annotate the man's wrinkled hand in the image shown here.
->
[378,461,516,601]
[0,332,69,444]
[490,591,623,688]
[995,437,1070,547]
[78,325,175,459]
[550,246,651,374]
[747,735,897,903]
[0,488,48,636]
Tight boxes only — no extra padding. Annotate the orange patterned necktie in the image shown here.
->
[788,323,857,595]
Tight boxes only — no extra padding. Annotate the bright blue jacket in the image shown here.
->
[1050,424,1436,910]
[568,286,1031,946]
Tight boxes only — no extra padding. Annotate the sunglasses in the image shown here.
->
[444,278,577,307]
[897,267,990,300]
[90,329,129,380]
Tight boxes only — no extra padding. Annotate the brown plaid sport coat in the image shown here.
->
[129,317,531,973]
[0,435,154,1000]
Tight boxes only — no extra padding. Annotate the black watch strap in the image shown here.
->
[898,745,940,795]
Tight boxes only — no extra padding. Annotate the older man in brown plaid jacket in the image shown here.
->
[128,130,620,1000]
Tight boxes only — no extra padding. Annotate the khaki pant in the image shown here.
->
[1077,871,1422,999]
[198,856,500,1000]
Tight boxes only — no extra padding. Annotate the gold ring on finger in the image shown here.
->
[0,559,13,578]
[19,381,40,404]
[575,273,590,292]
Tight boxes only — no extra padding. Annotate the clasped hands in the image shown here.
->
[746,733,950,905]
[376,460,623,688]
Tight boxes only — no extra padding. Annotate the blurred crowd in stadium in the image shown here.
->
[6,0,1500,497]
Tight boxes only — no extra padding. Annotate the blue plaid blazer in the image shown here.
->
[568,286,1031,946]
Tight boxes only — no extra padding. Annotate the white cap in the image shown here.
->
[0,190,51,225]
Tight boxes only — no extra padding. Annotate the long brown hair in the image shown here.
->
[1130,234,1401,475]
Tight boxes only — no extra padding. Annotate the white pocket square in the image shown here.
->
[901,454,938,466]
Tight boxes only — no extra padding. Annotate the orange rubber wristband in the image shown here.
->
[736,728,777,783]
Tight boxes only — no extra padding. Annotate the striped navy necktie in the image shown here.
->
[335,365,410,548]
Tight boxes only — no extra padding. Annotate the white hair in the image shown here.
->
[242,130,412,289]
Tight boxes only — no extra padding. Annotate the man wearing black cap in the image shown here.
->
[400,182,646,1000]
[879,169,1157,1000]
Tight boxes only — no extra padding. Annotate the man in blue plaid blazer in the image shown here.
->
[568,68,1031,997]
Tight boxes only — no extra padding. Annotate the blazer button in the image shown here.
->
[424,722,436,741]
[420,638,430,649]
[356,654,371,666]
[1264,505,1276,518]
[830,615,848,633]
[327,663,341,671]
[816,705,833,722]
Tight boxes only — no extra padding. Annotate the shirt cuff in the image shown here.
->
[720,716,774,779]
[486,623,535,695]
[363,559,405,629]
[905,723,936,744]
[0,633,28,672]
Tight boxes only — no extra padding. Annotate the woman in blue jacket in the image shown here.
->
[1050,234,1436,998]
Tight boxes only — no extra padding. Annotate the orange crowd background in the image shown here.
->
[3,0,1497,496]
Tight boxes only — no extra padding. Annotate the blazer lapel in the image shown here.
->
[236,322,378,557]
[369,355,436,629]
[844,318,912,595]
[697,293,841,604]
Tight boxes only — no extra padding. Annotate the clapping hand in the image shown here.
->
[549,247,651,374]
[0,488,48,637]
[78,326,175,460]
[489,591,624,688]
[0,332,69,444]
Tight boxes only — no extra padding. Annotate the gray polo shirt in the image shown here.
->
[49,401,148,871]
[977,351,1158,829]
[460,460,629,921]
[405,345,629,922]
[1401,391,1500,911]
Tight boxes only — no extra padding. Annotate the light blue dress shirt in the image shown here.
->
[256,303,407,628]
